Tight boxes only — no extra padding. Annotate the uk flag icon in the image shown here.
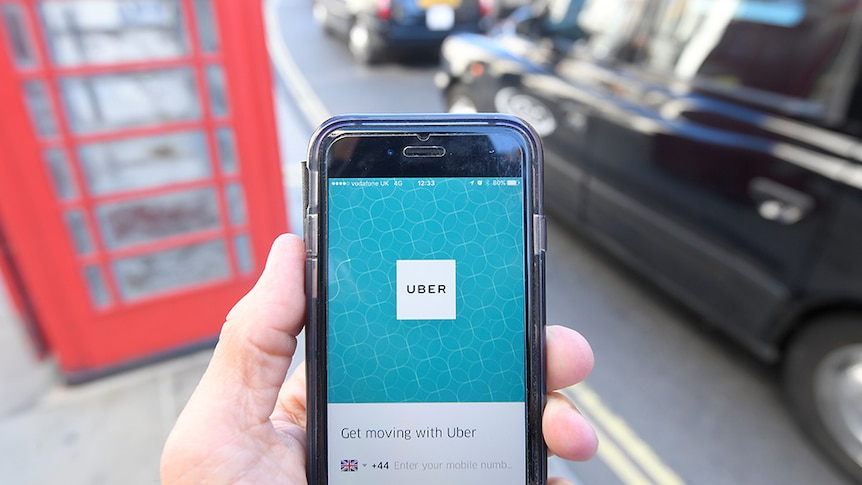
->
[340,459,359,472]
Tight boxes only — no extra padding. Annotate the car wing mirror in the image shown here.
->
[507,6,542,37]
[514,18,536,36]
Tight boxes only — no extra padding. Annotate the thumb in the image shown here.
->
[185,233,306,427]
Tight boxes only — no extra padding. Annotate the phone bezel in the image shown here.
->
[305,114,547,484]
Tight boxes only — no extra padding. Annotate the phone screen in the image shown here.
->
[323,136,529,484]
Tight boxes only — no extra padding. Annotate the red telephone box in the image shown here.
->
[0,0,287,379]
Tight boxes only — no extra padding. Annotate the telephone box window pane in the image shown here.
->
[61,68,200,135]
[205,65,228,117]
[234,233,253,274]
[38,0,187,67]
[192,0,219,53]
[84,265,111,307]
[96,188,220,249]
[79,131,210,196]
[112,239,229,301]
[44,149,78,201]
[216,127,237,174]
[23,81,59,138]
[225,183,246,226]
[1,4,38,69]
[65,209,94,255]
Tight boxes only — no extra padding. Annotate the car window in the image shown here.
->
[632,0,862,115]
[575,0,651,60]
[542,0,587,41]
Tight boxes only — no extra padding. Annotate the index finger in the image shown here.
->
[546,325,594,391]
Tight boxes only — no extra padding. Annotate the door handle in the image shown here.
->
[748,177,814,225]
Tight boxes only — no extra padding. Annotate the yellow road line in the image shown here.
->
[590,422,655,485]
[564,384,686,485]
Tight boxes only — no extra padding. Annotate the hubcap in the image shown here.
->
[815,344,862,466]
[494,87,557,137]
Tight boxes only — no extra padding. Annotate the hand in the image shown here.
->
[161,234,598,484]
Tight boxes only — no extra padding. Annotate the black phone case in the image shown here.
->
[303,113,547,484]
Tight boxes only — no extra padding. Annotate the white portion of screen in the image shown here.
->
[327,402,526,484]
[396,259,457,320]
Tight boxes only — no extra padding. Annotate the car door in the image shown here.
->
[574,0,862,348]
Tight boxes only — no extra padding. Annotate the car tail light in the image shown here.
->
[376,0,391,20]
[470,62,485,78]
[478,0,493,17]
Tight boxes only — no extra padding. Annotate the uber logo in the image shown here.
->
[396,260,456,320]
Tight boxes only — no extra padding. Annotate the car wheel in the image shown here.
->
[784,314,862,482]
[348,22,384,65]
[445,84,479,113]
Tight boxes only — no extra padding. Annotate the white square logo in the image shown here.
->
[396,260,456,320]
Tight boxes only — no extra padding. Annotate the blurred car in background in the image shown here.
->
[437,0,862,481]
[312,0,494,64]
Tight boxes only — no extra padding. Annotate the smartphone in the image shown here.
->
[303,114,546,485]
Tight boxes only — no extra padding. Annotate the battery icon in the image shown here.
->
[506,180,519,186]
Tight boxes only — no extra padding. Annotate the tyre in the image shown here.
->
[784,314,862,482]
[312,2,336,36]
[348,22,385,65]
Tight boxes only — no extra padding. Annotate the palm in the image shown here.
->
[163,364,309,484]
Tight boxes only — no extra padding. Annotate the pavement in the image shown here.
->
[0,248,217,484]
[0,335,212,484]
[0,50,310,484]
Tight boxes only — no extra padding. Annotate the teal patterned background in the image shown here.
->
[327,178,526,403]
